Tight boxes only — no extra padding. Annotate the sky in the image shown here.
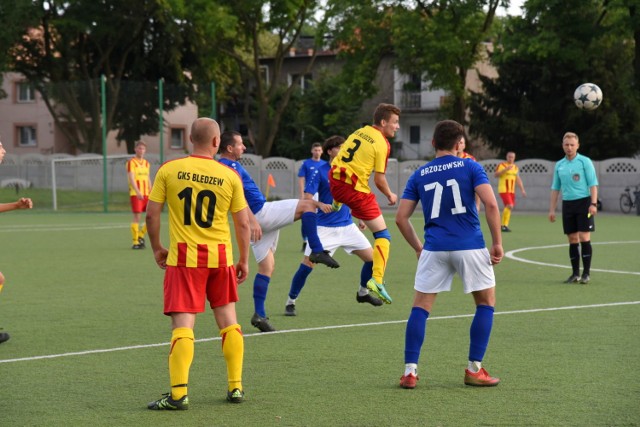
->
[501,0,525,16]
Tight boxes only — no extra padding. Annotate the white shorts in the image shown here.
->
[252,199,298,263]
[414,249,495,294]
[303,223,371,257]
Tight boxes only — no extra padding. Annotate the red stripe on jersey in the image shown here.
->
[197,244,208,268]
[218,243,227,267]
[177,243,187,267]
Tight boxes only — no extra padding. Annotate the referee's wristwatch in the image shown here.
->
[590,203,598,207]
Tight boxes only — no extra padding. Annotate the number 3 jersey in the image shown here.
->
[402,155,489,252]
[330,125,390,194]
[149,155,248,268]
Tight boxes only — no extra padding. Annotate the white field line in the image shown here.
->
[1,301,638,364]
[505,241,640,275]
[0,224,128,232]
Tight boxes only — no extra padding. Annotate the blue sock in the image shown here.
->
[469,305,494,362]
[301,212,323,253]
[404,307,429,364]
[253,273,270,318]
[360,261,373,287]
[288,264,313,299]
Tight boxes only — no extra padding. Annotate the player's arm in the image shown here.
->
[395,198,422,258]
[298,176,305,199]
[127,168,143,199]
[494,164,504,178]
[588,185,598,217]
[145,200,168,269]
[231,207,251,284]
[247,209,262,242]
[516,176,526,197]
[0,198,33,213]
[373,172,397,206]
[549,189,560,222]
[476,183,503,265]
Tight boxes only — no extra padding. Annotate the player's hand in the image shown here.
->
[16,198,33,209]
[235,261,249,284]
[522,190,527,198]
[153,247,169,269]
[317,202,333,214]
[250,220,262,242]
[489,244,503,265]
[136,193,144,200]
[548,212,556,223]
[387,192,397,206]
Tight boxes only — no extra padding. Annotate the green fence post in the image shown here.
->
[102,75,108,213]
[159,78,164,164]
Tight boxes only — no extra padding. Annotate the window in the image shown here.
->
[409,126,420,144]
[288,73,312,92]
[17,82,35,103]
[170,128,185,149]
[17,125,37,146]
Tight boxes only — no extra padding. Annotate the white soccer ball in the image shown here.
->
[574,83,603,111]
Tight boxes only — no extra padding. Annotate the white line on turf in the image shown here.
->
[1,301,638,364]
[505,241,640,275]
[0,224,128,232]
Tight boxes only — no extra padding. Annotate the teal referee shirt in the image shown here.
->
[551,153,598,200]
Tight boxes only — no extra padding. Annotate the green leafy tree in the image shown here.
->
[470,0,640,159]
[8,0,205,153]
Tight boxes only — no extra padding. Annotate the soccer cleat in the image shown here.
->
[580,274,590,284]
[399,373,419,389]
[132,244,144,250]
[356,292,383,307]
[0,331,10,344]
[464,368,500,387]
[226,388,244,403]
[138,237,146,248]
[251,313,276,332]
[500,225,512,232]
[366,278,392,304]
[284,304,296,316]
[564,274,580,284]
[147,393,189,410]
[309,250,340,269]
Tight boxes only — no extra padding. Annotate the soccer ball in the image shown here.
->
[573,83,603,111]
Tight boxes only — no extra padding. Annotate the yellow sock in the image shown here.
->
[138,224,147,240]
[372,238,390,283]
[501,207,512,227]
[220,324,244,392]
[130,223,139,245]
[169,327,194,400]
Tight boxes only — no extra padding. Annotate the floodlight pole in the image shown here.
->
[159,78,164,164]
[101,75,108,213]
[211,81,216,120]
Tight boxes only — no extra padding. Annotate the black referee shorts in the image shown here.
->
[562,196,595,235]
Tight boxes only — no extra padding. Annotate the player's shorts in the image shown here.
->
[130,195,149,213]
[328,177,381,220]
[252,199,298,263]
[303,223,371,257]
[499,192,516,206]
[562,197,595,234]
[414,249,495,294]
[163,265,238,314]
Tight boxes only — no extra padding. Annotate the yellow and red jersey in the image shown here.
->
[330,125,390,193]
[461,151,476,161]
[127,157,151,197]
[149,155,248,268]
[496,162,519,194]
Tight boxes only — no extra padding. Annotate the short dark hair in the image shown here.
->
[322,135,345,156]
[220,130,241,153]
[311,142,322,149]
[433,120,465,151]
[373,103,401,125]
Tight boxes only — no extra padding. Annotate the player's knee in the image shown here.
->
[373,229,391,241]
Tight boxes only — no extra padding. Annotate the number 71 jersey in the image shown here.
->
[149,155,248,268]
[401,155,489,251]
[330,125,390,194]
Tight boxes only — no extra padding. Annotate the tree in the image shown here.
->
[469,0,640,159]
[8,0,203,154]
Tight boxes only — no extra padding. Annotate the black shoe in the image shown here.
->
[309,250,340,268]
[227,388,244,403]
[0,331,10,344]
[251,313,276,332]
[138,237,146,248]
[500,226,512,232]
[147,393,189,410]
[564,274,580,283]
[132,244,144,250]
[284,304,296,316]
[579,274,590,284]
[356,292,383,307]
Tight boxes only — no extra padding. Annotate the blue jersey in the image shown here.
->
[305,162,353,227]
[551,153,598,201]
[402,155,489,251]
[298,158,327,180]
[218,157,266,214]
